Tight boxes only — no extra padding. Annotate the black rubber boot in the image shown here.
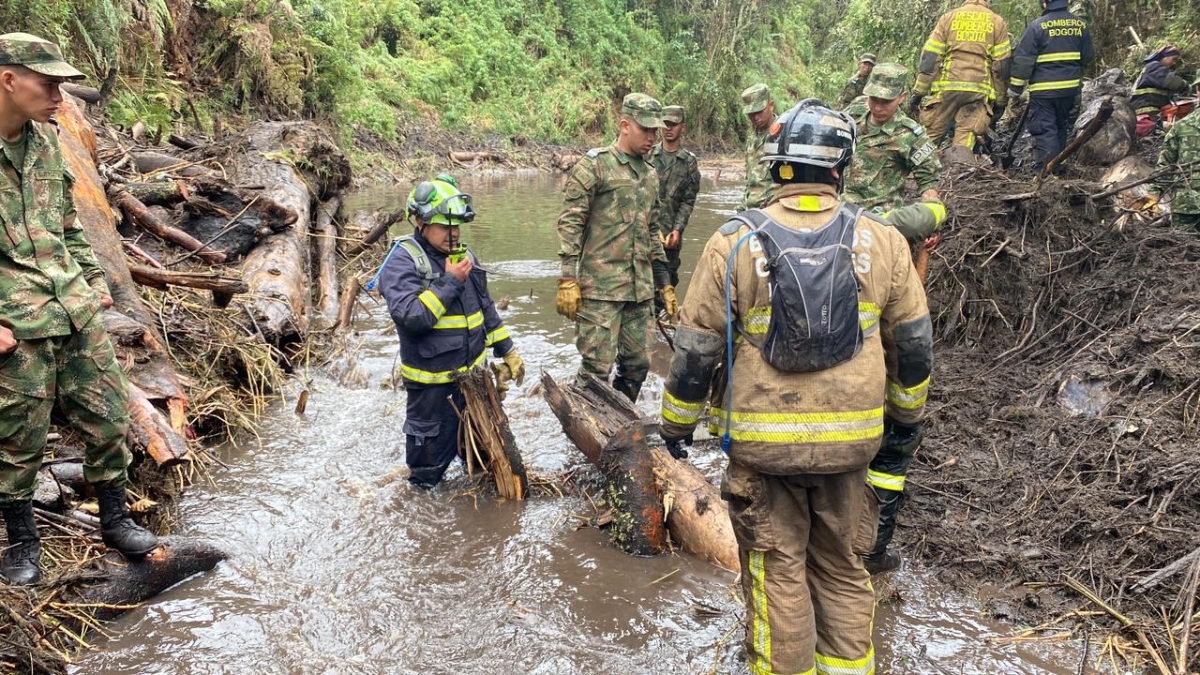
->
[96,484,159,558]
[2,502,42,585]
[862,487,904,576]
[611,377,643,403]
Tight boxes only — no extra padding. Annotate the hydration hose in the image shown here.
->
[364,239,403,292]
[721,230,757,454]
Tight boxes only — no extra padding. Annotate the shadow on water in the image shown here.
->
[73,173,1080,674]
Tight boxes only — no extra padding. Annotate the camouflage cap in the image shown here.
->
[863,62,909,100]
[741,84,771,114]
[0,33,85,80]
[859,53,877,65]
[662,105,685,124]
[621,92,665,129]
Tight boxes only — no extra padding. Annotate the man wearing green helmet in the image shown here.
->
[376,178,525,488]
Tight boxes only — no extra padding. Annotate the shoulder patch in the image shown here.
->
[900,116,925,136]
[910,140,936,165]
[586,147,611,158]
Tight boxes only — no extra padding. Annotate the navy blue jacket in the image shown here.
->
[378,233,513,387]
[1010,0,1093,99]
[1131,61,1190,115]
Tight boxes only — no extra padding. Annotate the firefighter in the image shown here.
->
[659,100,934,675]
[1008,0,1094,173]
[377,179,524,488]
[1131,45,1189,136]
[911,0,1011,156]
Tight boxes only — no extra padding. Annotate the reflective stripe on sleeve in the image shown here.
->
[1010,77,1028,87]
[1133,87,1170,97]
[923,39,948,55]
[419,289,446,318]
[485,325,511,346]
[989,40,1012,59]
[868,468,906,492]
[400,351,487,385]
[923,201,947,225]
[815,645,875,675]
[707,407,884,444]
[886,377,929,410]
[662,391,706,425]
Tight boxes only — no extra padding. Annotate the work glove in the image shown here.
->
[555,278,581,320]
[493,363,511,401]
[990,100,1007,127]
[496,349,526,387]
[663,432,694,460]
[1137,193,1161,217]
[907,94,925,118]
[881,417,924,458]
[659,285,678,319]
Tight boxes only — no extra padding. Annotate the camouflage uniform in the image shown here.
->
[740,84,776,211]
[0,107,130,504]
[844,64,943,214]
[556,93,669,395]
[1156,86,1200,230]
[837,53,877,109]
[649,106,701,286]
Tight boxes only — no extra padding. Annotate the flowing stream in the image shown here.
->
[73,172,1080,675]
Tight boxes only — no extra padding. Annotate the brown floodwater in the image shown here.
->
[72,172,1082,674]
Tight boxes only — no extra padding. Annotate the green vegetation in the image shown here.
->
[2,0,1196,148]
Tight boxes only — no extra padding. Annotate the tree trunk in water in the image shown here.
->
[455,368,528,500]
[313,197,342,329]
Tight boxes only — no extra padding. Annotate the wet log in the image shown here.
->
[48,462,86,493]
[168,133,199,151]
[456,368,528,500]
[336,277,360,331]
[109,186,227,264]
[124,180,186,206]
[129,264,248,296]
[1041,99,1112,181]
[61,82,102,104]
[68,537,227,621]
[126,382,189,466]
[313,196,342,329]
[132,150,214,177]
[345,208,404,256]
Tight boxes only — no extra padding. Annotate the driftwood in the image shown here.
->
[450,150,509,166]
[455,368,528,500]
[313,197,342,329]
[60,82,101,105]
[541,373,739,569]
[126,383,189,466]
[128,264,247,308]
[167,133,199,151]
[68,537,226,621]
[109,186,227,264]
[336,277,360,331]
[1131,544,1200,594]
[345,208,405,256]
[132,151,214,177]
[124,181,187,206]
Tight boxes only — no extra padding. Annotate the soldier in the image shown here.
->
[837,53,877,109]
[1154,74,1200,230]
[1008,0,1093,173]
[911,0,1012,154]
[648,105,701,290]
[555,93,676,403]
[739,83,776,211]
[0,33,158,585]
[844,63,943,218]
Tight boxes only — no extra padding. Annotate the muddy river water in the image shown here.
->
[74,173,1080,674]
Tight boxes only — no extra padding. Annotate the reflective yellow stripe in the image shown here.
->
[433,311,484,330]
[1036,51,1080,63]
[1133,87,1170,97]
[990,40,1012,58]
[923,201,947,226]
[662,391,706,425]
[1028,79,1081,92]
[930,80,995,97]
[1010,77,1028,87]
[1136,105,1163,115]
[400,351,487,384]
[887,377,929,410]
[858,301,879,337]
[748,551,773,674]
[743,306,770,336]
[709,407,884,444]
[419,289,446,318]
[485,325,510,346]
[923,39,947,55]
[868,468,906,492]
[797,195,823,212]
[815,645,875,675]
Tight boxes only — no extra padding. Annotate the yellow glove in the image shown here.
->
[1138,193,1161,216]
[491,363,510,401]
[556,278,581,320]
[660,285,678,318]
[497,349,525,387]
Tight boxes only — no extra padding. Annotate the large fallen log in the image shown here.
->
[126,383,189,466]
[67,537,226,621]
[313,196,342,329]
[540,373,738,569]
[129,264,248,295]
[108,185,227,265]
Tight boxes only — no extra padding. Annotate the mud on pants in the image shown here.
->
[1028,96,1075,173]
[867,418,923,556]
[403,383,465,488]
[723,460,877,675]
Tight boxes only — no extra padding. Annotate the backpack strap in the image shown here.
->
[720,208,772,234]
[364,235,438,292]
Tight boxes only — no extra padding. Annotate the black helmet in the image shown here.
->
[761,98,857,171]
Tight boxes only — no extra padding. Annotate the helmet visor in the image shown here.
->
[427,193,476,225]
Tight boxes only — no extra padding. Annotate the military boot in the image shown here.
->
[2,502,42,585]
[96,484,159,557]
[862,487,904,576]
[611,376,643,403]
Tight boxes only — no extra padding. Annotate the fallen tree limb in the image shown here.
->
[313,196,342,329]
[1131,544,1200,594]
[128,264,248,307]
[60,82,101,104]
[126,383,190,466]
[109,186,227,264]
[456,368,528,500]
[345,208,404,256]
[336,277,360,331]
[1039,99,1113,183]
[1090,160,1200,201]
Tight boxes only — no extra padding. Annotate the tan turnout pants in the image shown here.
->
[722,460,878,675]
[920,90,991,149]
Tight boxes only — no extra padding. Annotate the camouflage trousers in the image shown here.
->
[920,90,991,149]
[574,298,653,386]
[0,316,131,506]
[723,461,877,675]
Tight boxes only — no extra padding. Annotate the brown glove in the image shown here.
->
[555,278,581,320]
[497,349,526,387]
[659,285,678,319]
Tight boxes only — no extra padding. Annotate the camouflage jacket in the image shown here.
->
[649,143,701,235]
[1157,113,1200,214]
[844,108,942,212]
[557,144,667,302]
[740,124,775,211]
[0,121,108,340]
[838,74,867,109]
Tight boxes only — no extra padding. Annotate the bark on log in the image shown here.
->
[124,181,187,206]
[456,368,528,500]
[313,196,342,329]
[68,537,226,621]
[48,462,86,493]
[61,83,102,104]
[1075,69,1137,166]
[126,383,189,466]
[345,208,404,256]
[128,264,248,296]
[109,186,228,264]
[336,277,360,331]
[541,372,738,569]
[133,151,214,177]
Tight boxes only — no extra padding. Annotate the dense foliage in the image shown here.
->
[1,0,1195,147]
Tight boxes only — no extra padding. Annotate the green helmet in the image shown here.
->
[434,172,459,187]
[406,179,475,225]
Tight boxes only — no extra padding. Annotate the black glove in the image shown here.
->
[907,94,925,118]
[663,432,694,460]
[990,101,1006,127]
[882,418,924,457]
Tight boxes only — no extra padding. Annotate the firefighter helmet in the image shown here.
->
[406,179,475,225]
[761,99,857,171]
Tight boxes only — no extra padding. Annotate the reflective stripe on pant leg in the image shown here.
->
[747,550,773,675]
[575,298,622,381]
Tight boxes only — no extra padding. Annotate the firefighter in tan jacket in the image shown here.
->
[911,0,1011,152]
[659,100,933,675]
